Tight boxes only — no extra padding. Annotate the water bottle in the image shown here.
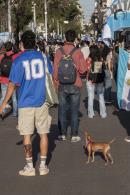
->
[1,108,7,119]
[1,106,12,120]
[2,108,7,114]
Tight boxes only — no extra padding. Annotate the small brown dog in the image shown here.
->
[85,131,115,165]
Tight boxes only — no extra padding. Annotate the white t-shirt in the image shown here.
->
[81,46,90,60]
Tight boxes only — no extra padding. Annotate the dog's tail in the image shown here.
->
[109,139,115,145]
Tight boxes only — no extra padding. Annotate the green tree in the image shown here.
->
[0,0,6,4]
[0,0,33,33]
[0,0,82,36]
[0,0,8,32]
[46,0,82,34]
[11,0,33,45]
[12,0,33,31]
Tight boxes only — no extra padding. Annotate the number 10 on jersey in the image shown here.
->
[23,59,44,80]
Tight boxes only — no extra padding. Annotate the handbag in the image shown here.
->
[43,53,59,106]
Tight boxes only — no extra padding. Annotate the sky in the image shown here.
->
[79,0,95,23]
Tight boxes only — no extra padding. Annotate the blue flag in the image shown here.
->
[117,48,130,110]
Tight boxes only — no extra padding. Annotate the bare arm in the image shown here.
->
[0,82,16,113]
[53,49,61,89]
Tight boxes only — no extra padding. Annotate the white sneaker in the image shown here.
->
[124,136,130,142]
[39,165,49,176]
[88,115,94,119]
[58,135,66,141]
[19,165,35,176]
[101,115,107,119]
[71,136,81,142]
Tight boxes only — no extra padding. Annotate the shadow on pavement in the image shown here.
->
[113,110,130,136]
[32,124,59,166]
[111,91,130,136]
[46,124,58,165]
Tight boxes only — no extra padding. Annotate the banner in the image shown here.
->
[117,48,130,110]
[102,11,130,39]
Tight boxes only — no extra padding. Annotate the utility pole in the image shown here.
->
[8,0,12,33]
[44,0,48,41]
[57,20,60,36]
[32,2,37,33]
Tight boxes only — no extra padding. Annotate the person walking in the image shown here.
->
[0,41,17,116]
[86,45,107,118]
[0,30,51,176]
[53,30,87,142]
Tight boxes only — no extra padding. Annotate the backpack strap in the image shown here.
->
[59,47,77,57]
[69,47,77,56]
[59,47,65,56]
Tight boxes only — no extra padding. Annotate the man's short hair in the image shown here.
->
[5,41,13,51]
[21,30,36,49]
[65,30,76,43]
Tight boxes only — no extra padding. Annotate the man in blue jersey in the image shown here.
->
[0,31,51,176]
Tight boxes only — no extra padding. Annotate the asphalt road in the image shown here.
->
[0,82,130,195]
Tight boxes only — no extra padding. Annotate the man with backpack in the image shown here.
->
[0,41,17,117]
[53,30,87,142]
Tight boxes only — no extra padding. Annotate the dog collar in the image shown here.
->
[86,140,93,146]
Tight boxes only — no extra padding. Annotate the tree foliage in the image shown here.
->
[0,0,7,5]
[0,0,82,34]
[46,0,82,33]
[12,0,33,31]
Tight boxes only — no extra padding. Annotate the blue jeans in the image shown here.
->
[86,81,107,118]
[104,69,112,102]
[0,84,18,115]
[58,85,80,136]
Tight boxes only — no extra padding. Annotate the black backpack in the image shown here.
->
[0,53,13,77]
[58,47,77,85]
[88,61,105,83]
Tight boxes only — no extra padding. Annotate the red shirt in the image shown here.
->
[0,51,23,84]
[12,51,23,61]
[0,51,14,84]
[53,43,87,88]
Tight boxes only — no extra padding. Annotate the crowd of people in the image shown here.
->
[0,29,126,177]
